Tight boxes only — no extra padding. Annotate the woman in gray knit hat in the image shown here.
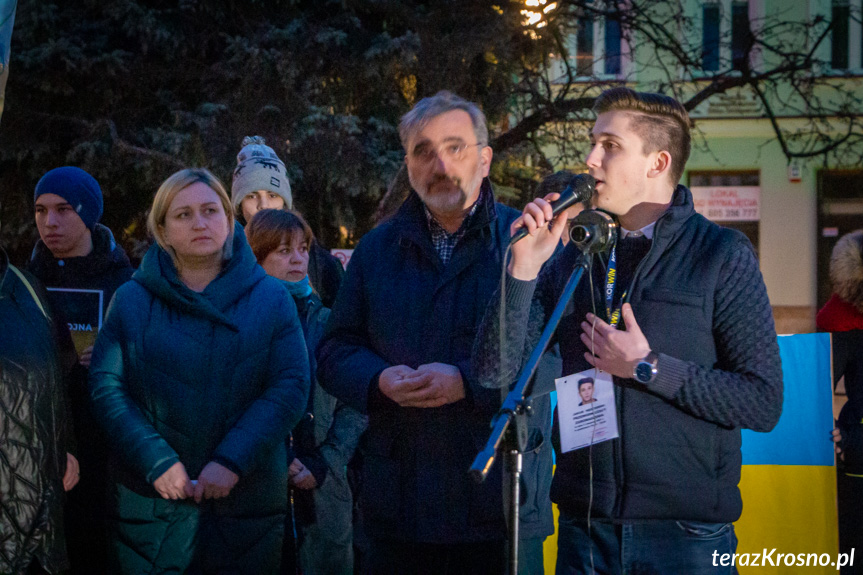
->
[231,136,293,225]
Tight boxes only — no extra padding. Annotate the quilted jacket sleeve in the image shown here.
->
[212,291,310,477]
[89,285,180,485]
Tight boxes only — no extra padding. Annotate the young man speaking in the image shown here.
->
[474,87,783,574]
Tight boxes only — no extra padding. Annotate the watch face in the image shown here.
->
[635,362,653,383]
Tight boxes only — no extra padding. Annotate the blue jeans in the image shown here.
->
[556,511,738,575]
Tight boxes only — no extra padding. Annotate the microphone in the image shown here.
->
[509,173,596,245]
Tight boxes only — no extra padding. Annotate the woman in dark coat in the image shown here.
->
[246,209,365,575]
[1,249,78,575]
[89,168,310,574]
[818,229,863,573]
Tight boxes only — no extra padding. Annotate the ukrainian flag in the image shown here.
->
[542,333,838,573]
[735,333,838,573]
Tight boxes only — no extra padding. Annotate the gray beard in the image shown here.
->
[411,172,483,217]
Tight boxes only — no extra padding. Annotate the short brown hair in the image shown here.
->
[593,87,691,185]
[147,168,234,266]
[245,208,314,264]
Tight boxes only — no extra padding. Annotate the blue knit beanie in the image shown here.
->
[34,167,104,230]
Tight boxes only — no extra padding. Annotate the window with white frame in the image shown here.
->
[551,2,630,81]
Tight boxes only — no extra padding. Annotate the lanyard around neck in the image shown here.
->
[604,244,626,329]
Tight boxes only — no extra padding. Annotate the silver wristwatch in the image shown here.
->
[633,351,659,384]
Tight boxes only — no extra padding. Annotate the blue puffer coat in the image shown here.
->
[89,226,310,574]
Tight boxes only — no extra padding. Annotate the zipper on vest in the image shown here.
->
[612,381,625,517]
[613,219,664,517]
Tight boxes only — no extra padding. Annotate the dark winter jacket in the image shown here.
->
[0,251,71,575]
[27,222,133,569]
[817,229,863,475]
[290,291,366,522]
[88,227,310,572]
[317,181,553,543]
[28,223,134,316]
[474,185,784,523]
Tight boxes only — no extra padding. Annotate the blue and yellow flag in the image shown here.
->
[543,333,839,573]
[735,333,838,573]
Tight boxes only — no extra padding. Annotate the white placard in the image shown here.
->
[691,186,760,222]
[554,370,619,453]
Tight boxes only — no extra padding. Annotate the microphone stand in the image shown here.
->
[470,209,617,574]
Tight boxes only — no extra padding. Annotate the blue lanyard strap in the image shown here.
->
[604,246,626,329]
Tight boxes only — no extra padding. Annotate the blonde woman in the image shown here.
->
[89,168,309,574]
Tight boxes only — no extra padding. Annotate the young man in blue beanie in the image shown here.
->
[29,165,134,575]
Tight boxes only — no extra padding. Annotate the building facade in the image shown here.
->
[541,0,863,333]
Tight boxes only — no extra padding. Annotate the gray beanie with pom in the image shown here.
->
[231,136,292,218]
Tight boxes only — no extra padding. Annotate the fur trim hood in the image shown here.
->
[830,229,863,314]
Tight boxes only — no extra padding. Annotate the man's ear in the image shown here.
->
[647,150,672,180]
[480,146,493,178]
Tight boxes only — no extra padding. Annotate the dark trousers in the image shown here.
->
[367,538,505,575]
[837,471,863,575]
[556,511,738,575]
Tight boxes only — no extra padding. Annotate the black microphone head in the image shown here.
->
[547,173,596,214]
[537,170,579,197]
[567,173,596,204]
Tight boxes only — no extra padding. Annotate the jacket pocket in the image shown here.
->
[641,287,704,308]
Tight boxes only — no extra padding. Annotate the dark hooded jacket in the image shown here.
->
[28,222,134,572]
[0,250,72,574]
[817,230,863,475]
[88,227,310,573]
[28,223,134,309]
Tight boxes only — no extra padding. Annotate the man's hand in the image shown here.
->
[580,304,651,380]
[193,461,239,503]
[153,461,193,500]
[379,365,428,406]
[399,363,466,408]
[379,363,465,408]
[288,458,318,490]
[79,345,94,368]
[509,193,570,281]
[63,453,80,491]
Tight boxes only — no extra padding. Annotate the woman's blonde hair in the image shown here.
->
[147,168,235,266]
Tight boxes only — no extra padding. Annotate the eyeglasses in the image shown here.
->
[410,141,485,164]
